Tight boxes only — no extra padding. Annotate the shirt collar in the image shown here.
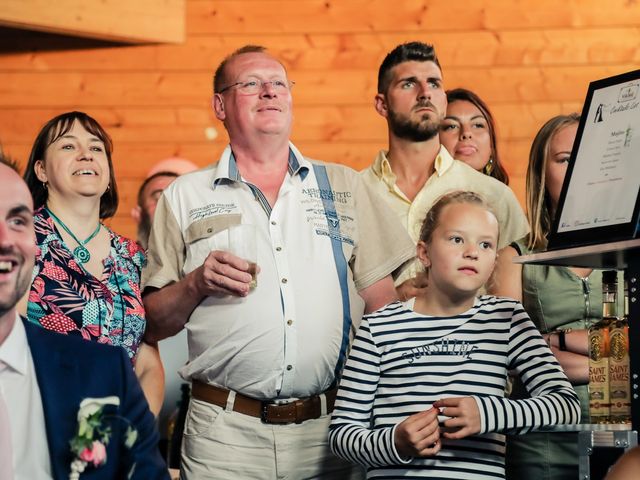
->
[435,145,455,175]
[372,144,455,183]
[212,142,310,188]
[0,315,29,376]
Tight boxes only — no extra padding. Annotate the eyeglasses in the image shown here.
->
[218,79,295,95]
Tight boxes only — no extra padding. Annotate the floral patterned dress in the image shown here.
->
[27,207,147,362]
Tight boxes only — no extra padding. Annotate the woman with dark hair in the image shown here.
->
[490,113,601,479]
[440,88,510,184]
[23,111,164,415]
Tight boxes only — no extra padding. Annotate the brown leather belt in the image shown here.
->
[191,381,337,425]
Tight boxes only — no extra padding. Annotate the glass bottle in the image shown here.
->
[588,270,617,423]
[609,271,631,423]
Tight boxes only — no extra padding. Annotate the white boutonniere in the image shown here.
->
[69,396,138,480]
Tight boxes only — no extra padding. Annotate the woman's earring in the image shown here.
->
[484,158,494,176]
[42,181,48,189]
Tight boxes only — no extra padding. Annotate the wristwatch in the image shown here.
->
[558,329,571,351]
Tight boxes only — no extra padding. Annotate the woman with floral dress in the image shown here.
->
[23,111,164,415]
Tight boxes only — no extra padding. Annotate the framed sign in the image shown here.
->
[548,69,640,250]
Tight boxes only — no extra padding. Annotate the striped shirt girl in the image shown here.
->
[329,296,580,479]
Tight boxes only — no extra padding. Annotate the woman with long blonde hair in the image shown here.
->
[490,113,601,479]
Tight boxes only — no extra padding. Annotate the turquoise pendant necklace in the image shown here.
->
[45,207,101,264]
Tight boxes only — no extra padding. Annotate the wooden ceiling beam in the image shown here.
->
[0,0,185,44]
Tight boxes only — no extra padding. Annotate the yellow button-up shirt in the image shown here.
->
[361,146,529,283]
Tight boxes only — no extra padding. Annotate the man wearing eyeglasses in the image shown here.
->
[142,45,414,479]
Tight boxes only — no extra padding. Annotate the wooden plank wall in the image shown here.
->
[1,0,639,239]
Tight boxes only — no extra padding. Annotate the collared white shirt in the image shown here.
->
[143,143,415,400]
[0,315,52,479]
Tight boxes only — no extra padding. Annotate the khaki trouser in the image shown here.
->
[180,398,364,480]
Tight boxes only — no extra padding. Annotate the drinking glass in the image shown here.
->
[227,224,258,289]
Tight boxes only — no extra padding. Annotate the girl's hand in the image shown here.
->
[393,407,441,457]
[433,397,480,439]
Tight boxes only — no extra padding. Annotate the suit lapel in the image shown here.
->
[24,320,81,480]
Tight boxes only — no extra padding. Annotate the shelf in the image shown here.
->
[513,237,640,432]
[514,238,640,269]
[541,423,632,432]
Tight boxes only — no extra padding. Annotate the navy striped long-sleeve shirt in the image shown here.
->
[329,296,580,479]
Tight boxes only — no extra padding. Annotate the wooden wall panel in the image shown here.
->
[2,29,639,72]
[0,102,581,145]
[2,65,636,108]
[1,0,639,238]
[187,0,640,34]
